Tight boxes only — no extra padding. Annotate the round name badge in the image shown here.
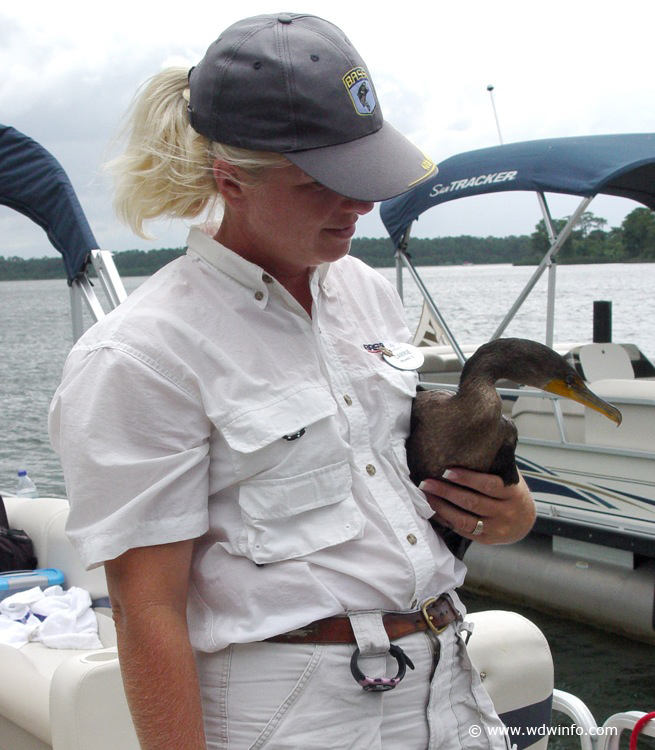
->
[382,344,425,371]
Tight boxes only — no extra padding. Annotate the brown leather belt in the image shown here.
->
[266,595,460,644]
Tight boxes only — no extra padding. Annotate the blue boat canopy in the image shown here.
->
[380,133,655,247]
[0,124,98,282]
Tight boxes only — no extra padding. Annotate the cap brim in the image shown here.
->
[285,122,437,202]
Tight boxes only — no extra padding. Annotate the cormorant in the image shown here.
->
[407,337,622,486]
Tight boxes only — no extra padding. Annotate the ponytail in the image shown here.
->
[109,67,287,238]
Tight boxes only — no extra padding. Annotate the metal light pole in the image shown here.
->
[486,84,504,145]
[485,84,561,347]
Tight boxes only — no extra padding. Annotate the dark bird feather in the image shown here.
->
[406,338,622,486]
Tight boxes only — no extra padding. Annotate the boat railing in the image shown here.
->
[552,691,655,750]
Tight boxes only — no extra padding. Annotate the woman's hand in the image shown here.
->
[420,468,536,545]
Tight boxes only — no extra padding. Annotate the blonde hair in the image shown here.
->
[109,67,288,238]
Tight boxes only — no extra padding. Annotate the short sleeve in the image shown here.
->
[49,345,212,569]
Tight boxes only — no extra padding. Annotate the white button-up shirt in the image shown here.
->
[49,225,466,652]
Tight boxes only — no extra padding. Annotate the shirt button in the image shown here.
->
[262,273,273,283]
[343,395,353,406]
[407,533,418,545]
[254,291,264,301]
[366,464,376,476]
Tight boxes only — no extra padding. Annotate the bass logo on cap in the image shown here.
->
[343,67,377,116]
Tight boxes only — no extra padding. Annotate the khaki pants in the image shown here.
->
[196,620,508,750]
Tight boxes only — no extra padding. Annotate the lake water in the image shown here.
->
[1,262,654,741]
[4,262,654,498]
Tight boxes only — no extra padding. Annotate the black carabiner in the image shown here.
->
[350,644,416,692]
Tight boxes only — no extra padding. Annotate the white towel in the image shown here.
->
[0,585,102,650]
[0,586,44,621]
[0,611,40,648]
[37,586,103,649]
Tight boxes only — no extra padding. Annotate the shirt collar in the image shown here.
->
[186,224,331,291]
[186,224,265,291]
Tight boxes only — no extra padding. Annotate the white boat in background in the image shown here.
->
[1,123,653,748]
[380,134,655,644]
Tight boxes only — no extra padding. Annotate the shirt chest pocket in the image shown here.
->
[219,387,365,564]
[352,363,418,448]
[378,366,418,437]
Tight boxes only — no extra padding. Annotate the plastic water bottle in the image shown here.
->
[15,469,38,498]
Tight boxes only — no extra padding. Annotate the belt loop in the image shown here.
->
[348,612,415,692]
[348,612,390,656]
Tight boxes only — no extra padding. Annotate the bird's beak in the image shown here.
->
[543,377,622,425]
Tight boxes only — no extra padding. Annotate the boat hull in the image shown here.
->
[516,440,655,544]
[463,533,655,644]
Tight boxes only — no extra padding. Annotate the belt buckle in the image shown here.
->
[421,597,449,635]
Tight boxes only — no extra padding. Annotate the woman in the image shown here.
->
[50,13,534,749]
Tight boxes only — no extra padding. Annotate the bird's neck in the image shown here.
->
[460,347,506,385]
[456,372,503,424]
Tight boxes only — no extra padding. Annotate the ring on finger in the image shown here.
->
[472,519,484,536]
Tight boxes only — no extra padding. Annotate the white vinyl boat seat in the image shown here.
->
[3,497,107,600]
[578,343,634,382]
[466,610,554,750]
[585,378,655,450]
[0,496,139,750]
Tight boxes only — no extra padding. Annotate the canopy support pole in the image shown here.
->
[90,250,128,308]
[491,196,593,341]
[69,276,106,343]
[546,260,557,349]
[68,250,127,342]
[395,228,409,302]
[395,235,467,365]
[395,254,404,301]
[69,285,85,344]
[538,193,558,349]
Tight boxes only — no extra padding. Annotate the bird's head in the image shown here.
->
[463,338,622,425]
[541,369,622,425]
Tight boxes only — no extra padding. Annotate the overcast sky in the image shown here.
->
[2,0,655,260]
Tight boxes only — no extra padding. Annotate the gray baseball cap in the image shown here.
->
[187,13,437,201]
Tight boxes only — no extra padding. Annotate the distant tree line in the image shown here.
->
[0,247,187,281]
[349,234,534,267]
[530,208,655,261]
[2,208,654,281]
